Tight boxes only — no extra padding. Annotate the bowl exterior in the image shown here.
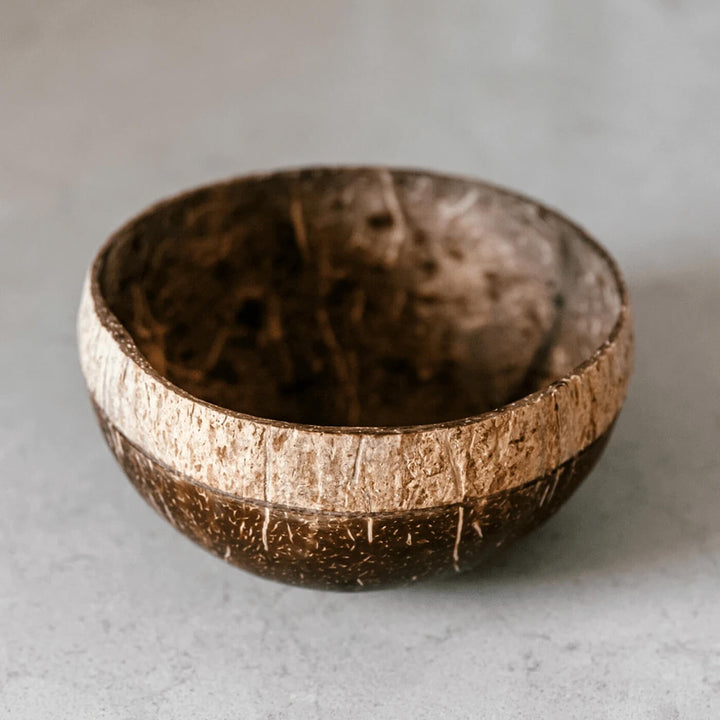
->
[93,400,613,590]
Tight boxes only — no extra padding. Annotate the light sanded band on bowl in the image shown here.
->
[78,171,633,514]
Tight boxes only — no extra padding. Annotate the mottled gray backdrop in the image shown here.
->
[1,1,719,717]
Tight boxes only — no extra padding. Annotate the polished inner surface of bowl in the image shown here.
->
[99,169,622,426]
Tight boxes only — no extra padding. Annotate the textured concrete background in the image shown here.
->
[1,1,719,717]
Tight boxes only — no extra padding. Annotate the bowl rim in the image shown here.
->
[87,164,631,438]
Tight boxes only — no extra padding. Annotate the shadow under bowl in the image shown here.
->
[78,166,633,590]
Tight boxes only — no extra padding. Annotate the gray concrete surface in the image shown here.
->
[1,1,719,717]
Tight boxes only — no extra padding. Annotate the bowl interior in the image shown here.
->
[98,168,622,427]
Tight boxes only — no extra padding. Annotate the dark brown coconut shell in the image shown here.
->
[78,167,633,590]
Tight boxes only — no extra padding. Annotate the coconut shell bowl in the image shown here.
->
[78,167,633,591]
